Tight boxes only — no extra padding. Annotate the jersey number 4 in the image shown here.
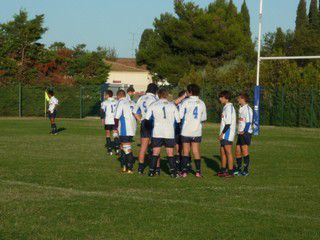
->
[193,106,198,119]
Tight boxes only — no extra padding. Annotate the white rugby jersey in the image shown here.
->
[101,98,118,125]
[179,96,207,137]
[133,93,157,120]
[220,103,237,142]
[145,99,180,139]
[238,104,253,134]
[115,98,136,136]
[48,96,58,113]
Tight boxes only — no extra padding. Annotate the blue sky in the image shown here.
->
[0,0,306,57]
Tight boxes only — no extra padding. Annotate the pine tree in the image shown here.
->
[309,0,319,29]
[227,0,237,18]
[241,0,251,37]
[295,0,308,31]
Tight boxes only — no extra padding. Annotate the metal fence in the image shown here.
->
[0,84,319,128]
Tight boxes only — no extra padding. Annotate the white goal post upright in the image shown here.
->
[254,0,320,136]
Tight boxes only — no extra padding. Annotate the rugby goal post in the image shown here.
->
[254,0,320,135]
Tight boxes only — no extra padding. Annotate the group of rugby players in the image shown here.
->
[100,83,253,178]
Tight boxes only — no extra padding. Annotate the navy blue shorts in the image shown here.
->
[48,110,57,119]
[236,133,252,146]
[181,136,202,143]
[140,120,152,139]
[152,138,175,148]
[175,134,181,145]
[119,136,133,143]
[220,139,233,147]
[104,124,116,131]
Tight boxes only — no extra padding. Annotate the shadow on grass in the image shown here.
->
[203,155,221,174]
[56,127,66,133]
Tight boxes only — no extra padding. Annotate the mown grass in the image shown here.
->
[0,118,319,240]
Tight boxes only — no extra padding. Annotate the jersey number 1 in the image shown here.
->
[162,107,166,119]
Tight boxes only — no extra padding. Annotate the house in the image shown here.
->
[105,58,153,93]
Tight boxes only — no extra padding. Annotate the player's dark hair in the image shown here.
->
[219,90,231,100]
[47,90,54,96]
[158,88,168,99]
[127,86,135,93]
[146,83,158,94]
[178,90,186,98]
[117,89,126,98]
[187,84,200,96]
[239,93,249,103]
[106,90,113,97]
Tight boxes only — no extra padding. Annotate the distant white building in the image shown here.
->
[105,58,153,93]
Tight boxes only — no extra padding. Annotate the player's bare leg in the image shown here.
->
[218,146,227,176]
[50,117,57,134]
[181,143,191,177]
[149,147,161,177]
[224,145,234,177]
[138,138,150,174]
[191,142,202,177]
[235,145,243,175]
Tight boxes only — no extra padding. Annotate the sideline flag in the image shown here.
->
[253,86,261,136]
[45,91,50,102]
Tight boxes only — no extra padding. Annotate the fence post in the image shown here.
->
[18,83,22,117]
[310,89,314,128]
[80,86,84,119]
[281,85,285,126]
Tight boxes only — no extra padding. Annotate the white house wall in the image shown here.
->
[107,71,152,92]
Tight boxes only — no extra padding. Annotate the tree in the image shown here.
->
[241,0,251,37]
[309,0,319,29]
[136,0,254,85]
[295,0,308,31]
[0,10,47,83]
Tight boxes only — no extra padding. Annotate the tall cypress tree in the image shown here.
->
[309,0,319,29]
[241,0,251,37]
[227,0,237,19]
[295,0,308,31]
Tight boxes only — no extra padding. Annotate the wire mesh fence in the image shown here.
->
[0,84,319,128]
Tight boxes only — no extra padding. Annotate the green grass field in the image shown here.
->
[0,118,319,240]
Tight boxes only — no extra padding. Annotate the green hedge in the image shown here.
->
[0,84,319,128]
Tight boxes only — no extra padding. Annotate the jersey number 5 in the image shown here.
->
[142,101,147,113]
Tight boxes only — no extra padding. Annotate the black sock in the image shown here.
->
[236,157,243,170]
[53,123,57,133]
[126,152,134,171]
[120,150,126,168]
[181,156,189,172]
[221,167,227,173]
[194,159,201,173]
[149,155,158,173]
[167,157,176,174]
[186,156,191,167]
[106,137,112,151]
[175,155,181,171]
[138,163,144,172]
[243,155,250,172]
[114,137,120,150]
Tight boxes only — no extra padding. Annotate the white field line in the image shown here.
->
[1,179,319,222]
